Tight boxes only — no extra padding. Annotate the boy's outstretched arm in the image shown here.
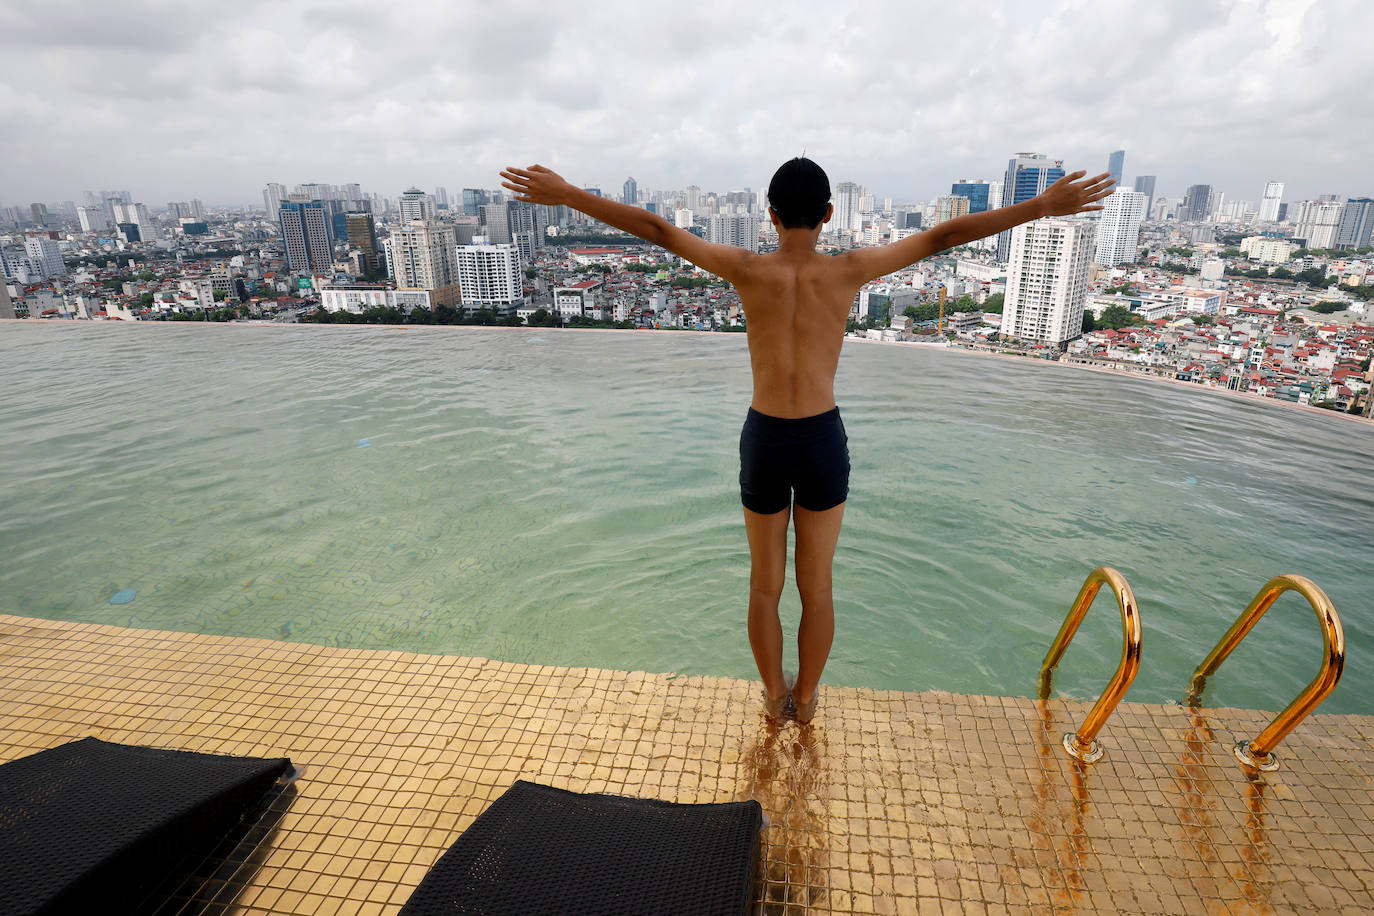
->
[840,170,1116,285]
[500,165,752,284]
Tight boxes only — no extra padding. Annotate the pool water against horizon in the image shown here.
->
[2,322,1370,714]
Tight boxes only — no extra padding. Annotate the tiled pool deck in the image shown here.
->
[2,613,1371,915]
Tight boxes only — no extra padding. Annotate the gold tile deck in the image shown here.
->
[2,613,1372,914]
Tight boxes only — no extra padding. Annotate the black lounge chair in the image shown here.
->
[400,780,762,915]
[0,737,293,916]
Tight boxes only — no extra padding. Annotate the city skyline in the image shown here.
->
[2,0,1371,208]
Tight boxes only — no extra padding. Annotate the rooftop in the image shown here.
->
[3,613,1371,914]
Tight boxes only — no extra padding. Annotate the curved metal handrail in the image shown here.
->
[1184,574,1345,772]
[1038,567,1143,763]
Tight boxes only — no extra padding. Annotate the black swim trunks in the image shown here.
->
[739,406,850,514]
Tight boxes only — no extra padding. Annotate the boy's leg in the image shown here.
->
[743,505,791,703]
[791,501,845,708]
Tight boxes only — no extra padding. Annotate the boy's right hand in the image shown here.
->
[1036,171,1116,217]
[500,165,577,206]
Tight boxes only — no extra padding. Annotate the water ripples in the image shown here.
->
[2,323,1371,713]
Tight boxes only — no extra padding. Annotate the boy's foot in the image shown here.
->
[763,671,796,722]
[763,690,791,721]
[794,689,818,724]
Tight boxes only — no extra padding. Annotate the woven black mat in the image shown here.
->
[0,737,292,916]
[400,780,762,916]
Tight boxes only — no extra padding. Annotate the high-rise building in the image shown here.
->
[684,186,702,211]
[1257,181,1284,222]
[297,182,334,201]
[263,183,288,216]
[110,202,155,239]
[0,277,12,320]
[997,153,1065,261]
[399,188,435,223]
[1293,200,1344,250]
[674,208,693,229]
[327,198,371,246]
[833,182,862,232]
[24,235,67,280]
[384,222,459,304]
[480,203,511,244]
[1132,176,1156,212]
[935,195,971,225]
[1002,218,1094,346]
[1092,190,1147,266]
[623,177,638,206]
[29,203,48,226]
[950,180,992,214]
[278,201,332,272]
[1335,198,1373,250]
[507,201,547,263]
[433,187,449,210]
[706,213,760,252]
[77,206,108,233]
[1106,150,1125,187]
[456,244,523,313]
[461,189,486,217]
[345,213,380,272]
[1181,185,1213,222]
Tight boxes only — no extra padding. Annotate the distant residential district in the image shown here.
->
[3,160,1371,416]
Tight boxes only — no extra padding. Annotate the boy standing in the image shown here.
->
[501,159,1112,722]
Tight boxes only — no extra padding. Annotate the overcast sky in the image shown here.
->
[2,0,1369,209]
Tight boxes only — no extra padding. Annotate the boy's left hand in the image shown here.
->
[501,165,576,206]
[1037,171,1116,217]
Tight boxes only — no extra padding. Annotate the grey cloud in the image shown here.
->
[3,0,1373,206]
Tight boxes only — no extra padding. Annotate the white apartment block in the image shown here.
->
[399,189,435,223]
[956,259,1005,283]
[385,222,458,291]
[833,182,862,232]
[319,283,432,315]
[1170,288,1225,315]
[1293,200,1343,249]
[706,213,760,253]
[1093,189,1147,266]
[553,280,603,321]
[1258,181,1284,222]
[674,208,693,229]
[77,206,108,233]
[456,244,523,313]
[1002,218,1094,345]
[1240,236,1297,264]
[24,236,66,280]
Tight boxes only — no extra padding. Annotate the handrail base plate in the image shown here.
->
[1234,740,1279,772]
[1063,732,1104,763]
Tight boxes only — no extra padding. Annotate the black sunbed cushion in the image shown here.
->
[0,737,292,916]
[400,780,762,915]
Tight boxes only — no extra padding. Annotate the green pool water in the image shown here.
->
[2,322,1370,713]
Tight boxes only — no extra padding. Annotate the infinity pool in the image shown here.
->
[2,322,1369,713]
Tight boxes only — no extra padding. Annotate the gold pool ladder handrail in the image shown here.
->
[1038,566,1143,763]
[1184,574,1345,772]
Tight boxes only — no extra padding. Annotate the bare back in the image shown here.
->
[733,249,859,418]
